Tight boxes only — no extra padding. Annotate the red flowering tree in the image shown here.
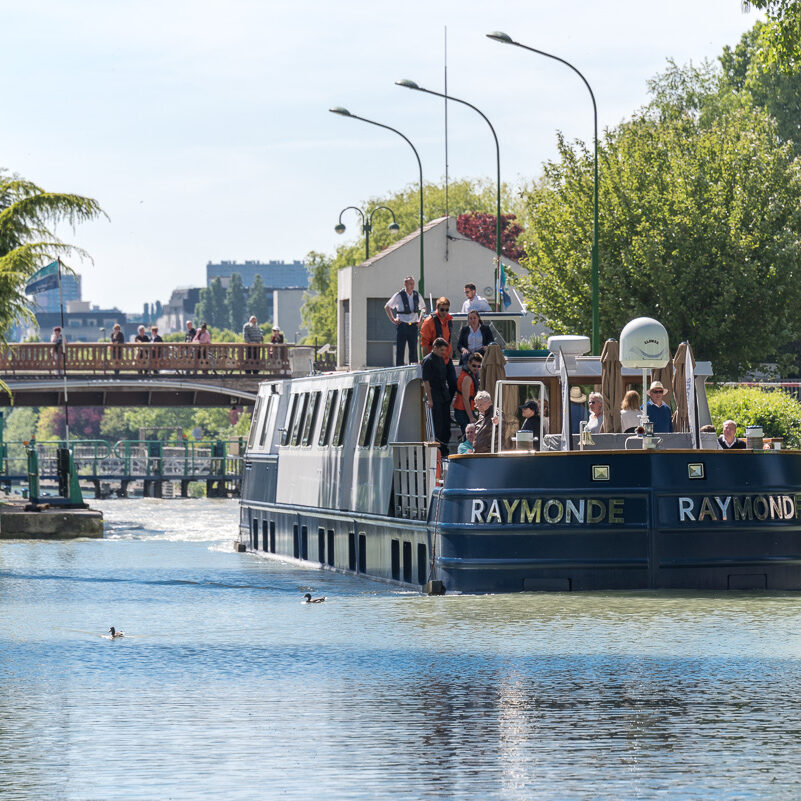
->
[456,212,525,261]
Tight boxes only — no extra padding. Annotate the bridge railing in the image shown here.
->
[0,342,295,377]
[0,438,243,479]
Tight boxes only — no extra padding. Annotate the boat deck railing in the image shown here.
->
[391,442,439,520]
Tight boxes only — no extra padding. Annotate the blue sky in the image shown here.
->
[4,0,761,314]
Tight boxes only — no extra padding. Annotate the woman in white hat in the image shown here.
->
[646,380,673,433]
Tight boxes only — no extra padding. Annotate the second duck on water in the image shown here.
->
[109,627,125,638]
[302,593,326,604]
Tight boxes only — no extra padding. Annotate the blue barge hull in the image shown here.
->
[433,450,801,592]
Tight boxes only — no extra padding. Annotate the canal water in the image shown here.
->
[1,499,801,800]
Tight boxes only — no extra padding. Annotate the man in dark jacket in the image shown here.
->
[422,338,452,458]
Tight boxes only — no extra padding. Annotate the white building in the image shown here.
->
[337,216,546,369]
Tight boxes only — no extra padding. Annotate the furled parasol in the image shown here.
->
[600,339,622,433]
[671,341,696,433]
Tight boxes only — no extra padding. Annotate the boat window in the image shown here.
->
[258,395,274,448]
[318,389,339,447]
[333,388,353,447]
[291,393,310,446]
[247,397,263,450]
[358,386,382,447]
[373,384,398,447]
[301,391,321,447]
[281,394,299,446]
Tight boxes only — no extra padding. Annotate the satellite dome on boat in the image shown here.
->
[619,317,670,369]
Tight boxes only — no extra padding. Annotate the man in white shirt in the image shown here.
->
[461,283,492,313]
[385,276,426,365]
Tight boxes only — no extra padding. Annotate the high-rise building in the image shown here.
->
[30,273,82,312]
[206,260,307,290]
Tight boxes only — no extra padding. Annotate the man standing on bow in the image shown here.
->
[385,276,425,365]
[420,297,457,400]
[461,283,492,313]
[422,337,453,458]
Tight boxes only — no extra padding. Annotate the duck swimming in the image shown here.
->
[302,593,326,604]
[109,627,125,638]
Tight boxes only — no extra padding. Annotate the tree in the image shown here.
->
[515,61,801,378]
[742,1,801,69]
[720,21,801,150]
[0,170,104,337]
[300,178,524,344]
[455,212,525,261]
[194,277,227,328]
[35,406,103,440]
[247,273,270,323]
[225,273,246,330]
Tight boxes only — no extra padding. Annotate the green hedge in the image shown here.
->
[706,386,801,447]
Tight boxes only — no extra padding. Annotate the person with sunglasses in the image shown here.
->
[420,297,457,399]
[460,283,491,313]
[646,381,673,433]
[586,392,604,434]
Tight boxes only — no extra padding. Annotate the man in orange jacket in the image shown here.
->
[420,297,456,399]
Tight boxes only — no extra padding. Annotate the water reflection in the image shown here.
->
[1,500,801,799]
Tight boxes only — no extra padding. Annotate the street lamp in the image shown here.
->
[329,106,426,296]
[335,205,400,261]
[396,79,504,309]
[487,31,600,354]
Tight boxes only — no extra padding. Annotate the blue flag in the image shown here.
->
[25,261,60,295]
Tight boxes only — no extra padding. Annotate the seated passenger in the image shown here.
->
[458,423,477,454]
[620,390,641,433]
[519,399,541,449]
[718,419,746,449]
[585,392,604,434]
[472,391,494,454]
[646,381,673,433]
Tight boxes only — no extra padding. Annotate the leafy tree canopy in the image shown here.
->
[0,170,105,337]
[226,273,247,330]
[515,60,801,378]
[247,274,271,323]
[742,0,801,69]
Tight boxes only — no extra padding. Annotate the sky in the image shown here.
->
[3,0,762,314]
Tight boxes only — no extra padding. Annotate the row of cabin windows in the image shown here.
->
[251,518,426,583]
[279,384,398,449]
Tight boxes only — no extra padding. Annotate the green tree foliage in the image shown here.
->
[707,385,801,446]
[3,407,39,463]
[0,170,104,337]
[194,277,227,328]
[226,273,246,329]
[742,1,801,69]
[247,273,270,323]
[720,21,801,150]
[301,179,523,345]
[35,407,103,440]
[515,61,801,378]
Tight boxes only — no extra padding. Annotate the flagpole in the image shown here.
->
[57,258,70,446]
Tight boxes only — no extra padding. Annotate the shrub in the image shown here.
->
[706,386,801,447]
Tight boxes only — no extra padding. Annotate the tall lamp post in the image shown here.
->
[329,107,426,296]
[395,79,504,309]
[487,31,600,354]
[335,205,400,261]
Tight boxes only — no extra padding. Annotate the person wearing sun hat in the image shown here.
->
[646,380,673,433]
[569,386,588,435]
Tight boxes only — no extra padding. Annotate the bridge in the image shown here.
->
[0,342,333,407]
[1,438,244,498]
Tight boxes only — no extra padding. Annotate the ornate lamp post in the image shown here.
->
[395,79,504,307]
[329,107,426,295]
[487,31,600,354]
[335,205,400,261]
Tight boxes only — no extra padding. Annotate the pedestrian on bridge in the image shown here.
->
[51,326,64,375]
[150,326,163,375]
[135,325,150,375]
[111,323,125,375]
[243,316,264,374]
[194,322,211,373]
